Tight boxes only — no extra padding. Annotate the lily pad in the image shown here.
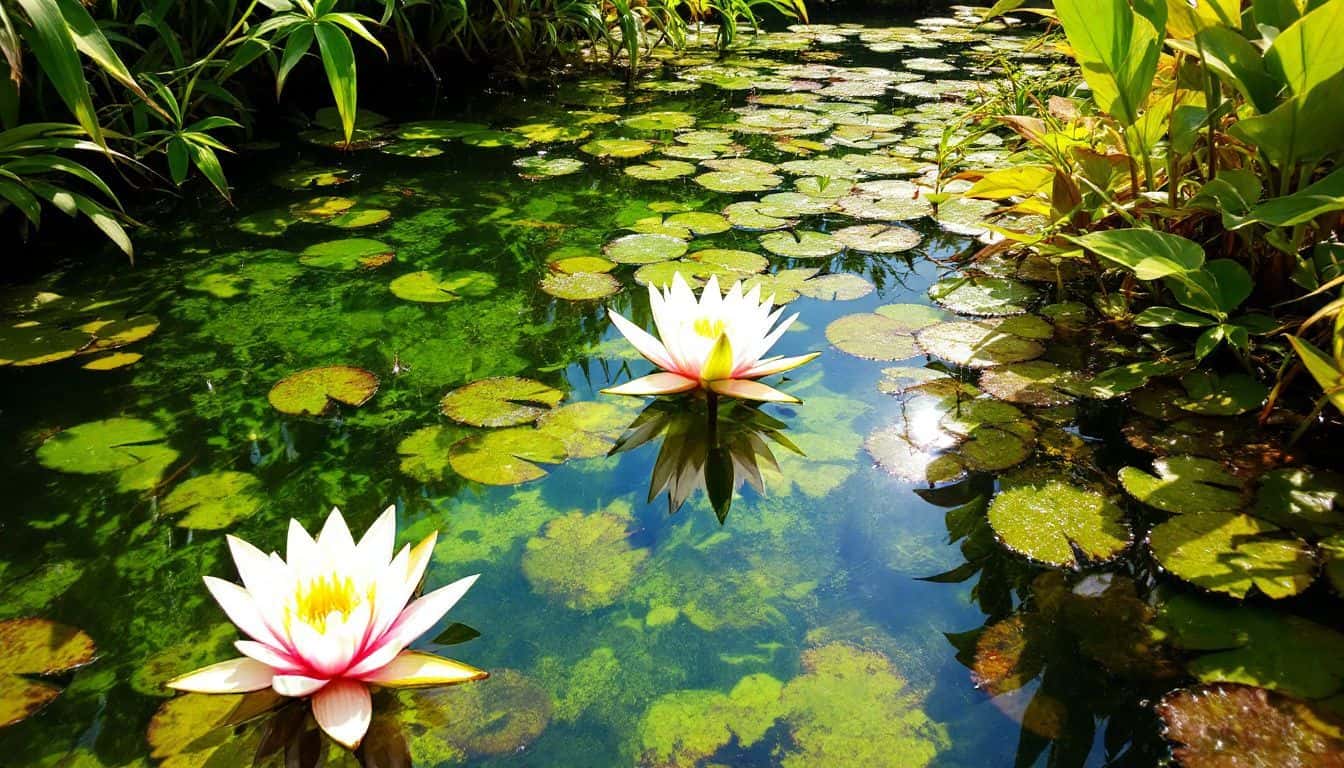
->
[1158,684,1344,768]
[622,111,696,131]
[1177,372,1269,416]
[397,424,468,483]
[37,417,178,491]
[390,270,498,303]
[1148,511,1316,599]
[535,401,636,459]
[82,351,142,371]
[290,196,355,221]
[299,238,395,269]
[665,212,731,236]
[927,275,1036,316]
[0,324,91,367]
[760,230,844,259]
[0,618,96,727]
[234,209,291,236]
[723,201,796,231]
[794,273,874,301]
[549,255,616,274]
[397,120,488,140]
[522,510,648,610]
[915,320,1046,368]
[268,365,379,416]
[865,425,966,485]
[448,428,568,485]
[381,140,444,158]
[327,208,392,228]
[978,362,1079,407]
[833,224,922,254]
[461,129,531,148]
[1118,456,1245,515]
[987,479,1132,568]
[440,376,564,427]
[625,159,697,181]
[696,169,783,193]
[582,138,656,159]
[604,233,688,264]
[147,691,280,766]
[515,156,586,177]
[826,313,919,361]
[1255,468,1344,536]
[541,271,621,301]
[160,471,265,530]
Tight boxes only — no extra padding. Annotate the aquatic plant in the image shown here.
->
[603,273,819,403]
[166,507,486,749]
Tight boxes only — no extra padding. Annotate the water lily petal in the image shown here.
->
[359,650,488,688]
[601,372,699,396]
[312,679,372,750]
[708,378,801,403]
[700,333,735,381]
[348,574,479,677]
[235,640,303,673]
[204,576,282,648]
[607,309,676,371]
[166,657,274,694]
[317,507,357,558]
[355,505,396,574]
[286,517,318,566]
[226,535,275,594]
[740,352,820,378]
[272,674,330,698]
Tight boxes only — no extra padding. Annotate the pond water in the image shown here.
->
[4,8,1341,768]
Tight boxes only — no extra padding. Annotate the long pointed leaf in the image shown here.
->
[14,0,103,144]
[313,22,357,144]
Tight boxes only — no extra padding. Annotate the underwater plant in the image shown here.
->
[603,273,819,403]
[166,507,486,749]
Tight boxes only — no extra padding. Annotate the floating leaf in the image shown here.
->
[541,271,621,301]
[160,471,265,530]
[695,170,783,193]
[833,224,922,254]
[0,324,91,367]
[760,230,844,259]
[1149,511,1316,599]
[327,208,392,228]
[448,428,567,485]
[397,120,488,140]
[1177,372,1268,416]
[723,201,795,231]
[622,111,696,131]
[271,167,352,189]
[522,510,648,610]
[461,129,531,148]
[865,425,966,484]
[381,140,444,158]
[625,159,697,180]
[928,275,1036,316]
[604,234,688,264]
[1255,468,1344,536]
[536,401,637,459]
[826,313,919,361]
[512,123,591,143]
[147,691,281,767]
[0,618,96,727]
[1158,684,1344,768]
[299,238,395,269]
[794,273,874,301]
[37,418,178,491]
[390,270,498,303]
[397,425,468,483]
[80,315,160,352]
[81,352,142,371]
[916,320,1046,368]
[549,255,616,274]
[1118,456,1244,515]
[978,362,1078,407]
[987,479,1132,568]
[581,138,656,159]
[290,196,355,221]
[440,376,564,427]
[664,212,731,236]
[268,366,379,416]
[234,210,291,236]
[515,156,585,177]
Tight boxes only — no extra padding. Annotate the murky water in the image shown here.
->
[3,10,1309,768]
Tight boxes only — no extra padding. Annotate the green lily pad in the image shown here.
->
[36,418,178,492]
[234,209,291,236]
[977,362,1079,407]
[513,123,592,143]
[160,471,265,530]
[515,156,586,177]
[1149,511,1316,599]
[79,315,159,352]
[397,121,488,140]
[0,618,96,727]
[826,314,919,361]
[1118,456,1245,515]
[759,230,844,259]
[268,365,379,416]
[695,170,783,193]
[915,320,1046,368]
[757,192,834,217]
[935,197,999,235]
[299,238,395,269]
[582,139,656,159]
[665,212,731,236]
[0,323,91,367]
[390,270,498,303]
[778,158,859,177]
[290,196,355,221]
[147,691,281,766]
[987,479,1132,568]
[440,376,564,427]
[1255,468,1344,536]
[271,167,352,189]
[448,427,568,485]
[958,422,1037,472]
[541,271,621,301]
[549,255,616,274]
[380,140,444,158]
[833,224,922,254]
[876,366,955,397]
[836,191,934,221]
[794,176,855,199]
[327,208,392,229]
[1177,372,1269,416]
[1158,684,1344,768]
[1156,592,1344,698]
[535,401,637,459]
[625,159,697,181]
[927,275,1036,316]
[82,351,142,371]
[865,426,966,485]
[522,510,648,610]
[676,129,736,147]
[604,233,688,264]
[397,424,469,483]
[461,129,532,148]
[723,202,795,231]
[794,273,874,301]
[622,111,696,131]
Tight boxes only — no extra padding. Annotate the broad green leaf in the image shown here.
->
[1118,456,1244,514]
[161,471,264,530]
[1071,229,1205,279]
[987,479,1132,568]
[15,0,102,143]
[313,22,357,144]
[440,376,563,427]
[1289,335,1344,414]
[1255,467,1344,536]
[1134,306,1213,327]
[0,618,96,727]
[268,365,379,415]
[963,166,1053,199]
[1054,0,1162,125]
[1149,511,1315,599]
[1242,166,1344,227]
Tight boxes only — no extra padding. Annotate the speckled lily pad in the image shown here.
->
[541,271,621,301]
[36,417,178,491]
[915,320,1045,368]
[625,159,697,180]
[604,234,689,264]
[160,471,265,530]
[927,275,1035,316]
[440,376,564,427]
[268,365,379,416]
[760,230,843,259]
[833,224,922,254]
[448,428,568,485]
[1158,684,1344,768]
[826,314,919,361]
[0,618,96,727]
[390,270,498,303]
[1118,456,1244,515]
[582,139,656,159]
[515,156,586,177]
[696,170,783,193]
[1149,512,1315,599]
[299,238,395,269]
[0,324,91,367]
[987,479,1132,568]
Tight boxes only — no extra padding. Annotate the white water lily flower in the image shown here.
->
[167,507,485,750]
[603,273,819,402]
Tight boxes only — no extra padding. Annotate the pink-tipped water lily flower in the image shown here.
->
[167,507,486,750]
[603,273,819,403]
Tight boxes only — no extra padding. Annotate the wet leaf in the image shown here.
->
[1177,372,1268,416]
[695,169,783,193]
[381,140,444,158]
[328,208,392,229]
[978,362,1079,407]
[299,238,395,269]
[536,401,639,459]
[0,618,96,727]
[36,417,178,491]
[1149,511,1316,599]
[624,159,696,180]
[865,425,966,485]
[541,271,621,300]
[290,196,355,221]
[80,315,159,351]
[1118,456,1245,515]
[160,471,265,530]
[397,424,468,483]
[622,111,696,131]
[794,273,874,301]
[448,428,567,485]
[147,691,282,767]
[514,156,585,177]
[927,275,1036,316]
[1158,684,1344,768]
[549,255,616,274]
[826,313,919,361]
[0,323,92,367]
[760,230,844,259]
[987,479,1132,568]
[440,376,564,427]
[389,270,498,303]
[268,366,379,416]
[1255,468,1344,536]
[604,233,689,264]
[397,120,488,140]
[915,320,1046,368]
[581,138,656,159]
[833,224,922,254]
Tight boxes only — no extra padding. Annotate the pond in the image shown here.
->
[2,8,1341,768]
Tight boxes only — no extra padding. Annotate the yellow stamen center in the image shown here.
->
[294,574,361,633]
[693,317,725,340]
